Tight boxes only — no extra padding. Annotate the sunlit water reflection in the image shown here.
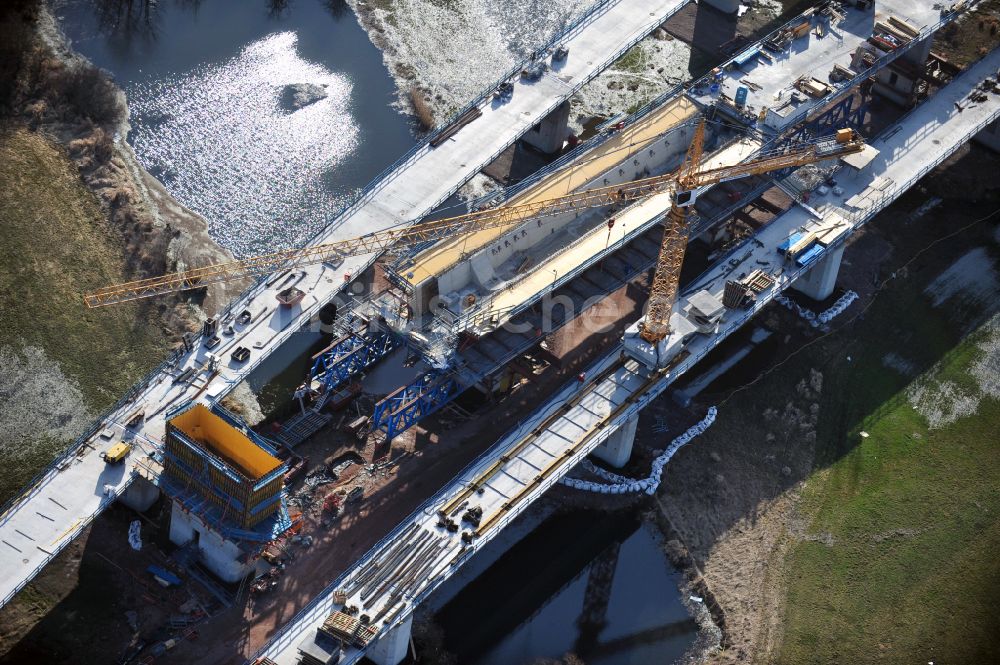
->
[129,32,359,257]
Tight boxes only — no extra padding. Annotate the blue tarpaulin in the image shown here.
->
[796,243,825,266]
[147,565,182,587]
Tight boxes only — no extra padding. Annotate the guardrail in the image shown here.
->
[0,353,174,524]
[0,471,138,608]
[252,348,627,661]
[220,0,693,390]
[690,5,965,134]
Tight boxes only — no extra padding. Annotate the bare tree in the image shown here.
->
[322,0,349,19]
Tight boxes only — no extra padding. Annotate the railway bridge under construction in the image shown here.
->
[2,1,1000,664]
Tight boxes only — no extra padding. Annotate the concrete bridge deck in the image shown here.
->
[257,44,1000,664]
[690,0,950,132]
[0,0,695,608]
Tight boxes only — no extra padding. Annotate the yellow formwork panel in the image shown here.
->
[169,404,281,480]
[402,95,699,286]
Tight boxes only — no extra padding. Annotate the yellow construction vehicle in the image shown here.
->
[101,441,132,465]
[84,121,865,343]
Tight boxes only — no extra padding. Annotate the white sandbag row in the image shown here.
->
[561,406,718,496]
[816,290,858,324]
[775,290,857,328]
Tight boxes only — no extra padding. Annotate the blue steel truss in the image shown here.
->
[788,94,867,143]
[760,95,869,181]
[371,371,460,441]
[310,328,399,393]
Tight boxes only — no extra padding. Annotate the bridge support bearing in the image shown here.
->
[792,245,844,302]
[118,475,160,512]
[591,413,638,469]
[521,100,571,155]
[367,613,413,665]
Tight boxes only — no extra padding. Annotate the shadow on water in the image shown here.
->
[437,510,697,665]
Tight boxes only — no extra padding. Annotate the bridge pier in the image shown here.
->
[367,613,412,665]
[118,475,159,512]
[700,0,740,13]
[792,244,844,302]
[521,100,571,154]
[592,413,638,468]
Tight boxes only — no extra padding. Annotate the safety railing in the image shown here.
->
[252,349,628,661]
[0,470,138,608]
[220,0,691,396]
[0,352,175,526]
[690,5,966,134]
[233,0,689,313]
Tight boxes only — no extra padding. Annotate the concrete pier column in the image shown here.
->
[793,245,844,301]
[367,613,412,665]
[521,100,570,154]
[592,414,638,468]
[902,35,934,67]
[119,475,160,512]
[700,0,740,13]
[975,117,1000,153]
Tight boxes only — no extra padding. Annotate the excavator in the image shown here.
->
[85,120,865,363]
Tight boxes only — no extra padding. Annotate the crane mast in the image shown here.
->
[84,123,865,309]
[640,119,706,343]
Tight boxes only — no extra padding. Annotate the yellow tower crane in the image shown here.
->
[85,122,866,340]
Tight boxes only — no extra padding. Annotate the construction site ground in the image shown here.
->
[645,142,1000,664]
[0,500,222,664]
[179,279,650,665]
[0,276,647,665]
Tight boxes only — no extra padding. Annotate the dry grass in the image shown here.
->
[409,85,435,130]
[0,128,171,503]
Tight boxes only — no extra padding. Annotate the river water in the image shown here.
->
[436,510,698,665]
[56,0,416,258]
[56,2,697,662]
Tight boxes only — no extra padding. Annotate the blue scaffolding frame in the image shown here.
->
[310,328,399,394]
[371,371,460,441]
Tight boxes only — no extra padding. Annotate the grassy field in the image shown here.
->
[778,325,1000,663]
[771,228,1000,661]
[0,127,171,503]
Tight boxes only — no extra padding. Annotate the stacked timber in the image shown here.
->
[317,610,380,648]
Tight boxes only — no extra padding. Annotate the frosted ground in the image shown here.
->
[351,0,781,205]
[906,247,1000,429]
[0,345,93,465]
[348,0,773,132]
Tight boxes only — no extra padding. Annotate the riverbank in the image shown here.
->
[0,1,253,498]
[346,0,794,137]
[0,0,256,656]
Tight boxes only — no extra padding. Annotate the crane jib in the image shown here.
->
[84,128,866,308]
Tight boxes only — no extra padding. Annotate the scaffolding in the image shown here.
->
[162,403,288,533]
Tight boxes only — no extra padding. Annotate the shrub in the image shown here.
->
[410,85,435,131]
[49,62,124,125]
